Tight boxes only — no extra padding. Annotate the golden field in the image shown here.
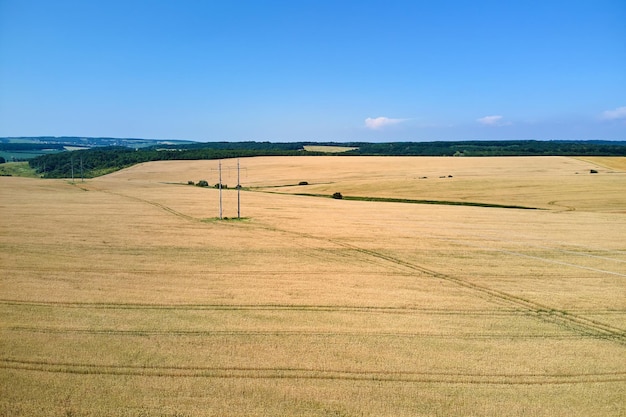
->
[1,156,625,416]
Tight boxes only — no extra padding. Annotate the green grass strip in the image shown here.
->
[291,193,539,210]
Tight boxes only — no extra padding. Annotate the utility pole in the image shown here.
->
[237,159,241,219]
[80,156,84,182]
[218,160,223,219]
[71,156,74,183]
[211,159,245,220]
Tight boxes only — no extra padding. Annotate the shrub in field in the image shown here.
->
[196,180,209,187]
[332,192,343,199]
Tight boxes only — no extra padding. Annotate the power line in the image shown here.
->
[211,159,245,219]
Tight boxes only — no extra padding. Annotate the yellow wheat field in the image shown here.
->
[1,156,625,416]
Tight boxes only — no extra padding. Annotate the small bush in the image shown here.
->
[196,180,209,187]
[187,180,195,185]
[299,181,309,185]
[214,183,227,189]
[332,192,343,199]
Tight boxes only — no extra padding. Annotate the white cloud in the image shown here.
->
[365,117,405,129]
[602,106,626,120]
[477,115,511,126]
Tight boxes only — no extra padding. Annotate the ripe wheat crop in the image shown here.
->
[1,156,625,416]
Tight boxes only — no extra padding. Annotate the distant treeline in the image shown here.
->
[0,136,195,148]
[29,144,323,178]
[343,140,626,157]
[0,143,66,151]
[29,140,626,178]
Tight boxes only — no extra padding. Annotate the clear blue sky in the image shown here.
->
[1,0,625,142]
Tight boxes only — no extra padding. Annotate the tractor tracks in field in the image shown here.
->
[1,299,623,317]
[251,224,626,346]
[5,184,624,384]
[3,325,583,340]
[430,232,626,276]
[1,358,625,385]
[82,184,202,223]
[0,299,520,314]
[548,200,576,212]
[347,243,626,344]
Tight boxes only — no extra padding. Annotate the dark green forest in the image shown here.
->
[28,143,322,178]
[27,140,626,179]
[343,140,626,157]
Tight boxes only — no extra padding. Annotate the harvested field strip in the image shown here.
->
[1,359,624,384]
[3,326,584,339]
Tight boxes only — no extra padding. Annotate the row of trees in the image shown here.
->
[0,143,65,151]
[29,145,324,178]
[343,140,626,156]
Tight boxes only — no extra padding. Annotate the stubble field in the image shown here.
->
[1,156,625,416]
